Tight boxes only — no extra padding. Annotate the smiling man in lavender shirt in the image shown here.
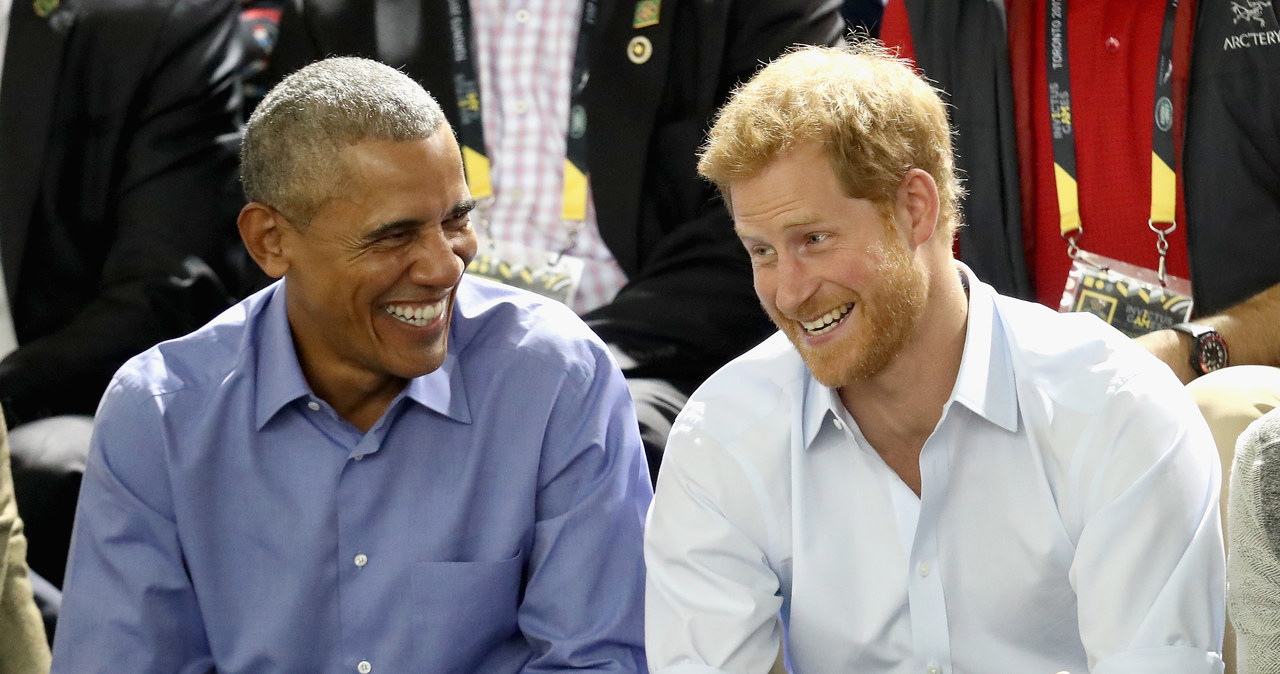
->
[52,57,651,673]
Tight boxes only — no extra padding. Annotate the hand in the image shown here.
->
[1134,328,1197,385]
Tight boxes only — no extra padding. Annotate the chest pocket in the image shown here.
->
[411,551,525,671]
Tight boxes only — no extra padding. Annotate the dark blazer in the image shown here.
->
[0,0,245,427]
[264,0,845,388]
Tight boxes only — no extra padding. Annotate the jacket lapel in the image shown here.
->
[586,0,675,272]
[0,1,73,296]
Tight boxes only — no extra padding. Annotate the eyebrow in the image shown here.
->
[451,198,478,220]
[734,218,820,237]
[361,198,478,244]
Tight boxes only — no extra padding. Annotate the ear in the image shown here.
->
[894,168,941,249]
[237,202,292,279]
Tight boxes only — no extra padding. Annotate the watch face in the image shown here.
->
[1197,334,1229,373]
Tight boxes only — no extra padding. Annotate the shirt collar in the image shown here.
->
[253,280,473,429]
[799,262,1019,449]
[950,263,1019,433]
[254,282,312,429]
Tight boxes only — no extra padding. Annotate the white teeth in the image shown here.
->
[385,300,445,326]
[800,303,852,335]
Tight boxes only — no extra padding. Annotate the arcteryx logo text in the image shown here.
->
[1225,0,1279,49]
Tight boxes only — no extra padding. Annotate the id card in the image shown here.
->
[466,237,584,307]
[1059,250,1193,337]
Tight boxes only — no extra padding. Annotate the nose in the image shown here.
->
[407,227,473,288]
[771,253,816,316]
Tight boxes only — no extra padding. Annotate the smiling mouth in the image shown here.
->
[384,299,447,326]
[800,302,853,335]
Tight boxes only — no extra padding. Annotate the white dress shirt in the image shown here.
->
[645,265,1225,674]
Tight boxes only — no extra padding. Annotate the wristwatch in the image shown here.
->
[1170,322,1229,376]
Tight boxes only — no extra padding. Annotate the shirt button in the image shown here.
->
[507,188,524,203]
[918,562,931,577]
[927,666,941,674]
[352,454,364,461]
[1104,36,1120,53]
[832,417,845,431]
[307,401,320,411]
[354,553,368,568]
[357,661,372,674]
[512,100,529,115]
[514,8,530,23]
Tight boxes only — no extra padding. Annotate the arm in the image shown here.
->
[50,379,213,673]
[583,0,844,386]
[1135,280,1280,384]
[0,0,244,426]
[0,417,51,671]
[1227,409,1280,670]
[517,348,653,672]
[1071,371,1225,672]
[643,416,785,674]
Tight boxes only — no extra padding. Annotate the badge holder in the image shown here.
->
[465,205,585,307]
[1059,224,1192,337]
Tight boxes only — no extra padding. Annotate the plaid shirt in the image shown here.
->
[472,0,627,314]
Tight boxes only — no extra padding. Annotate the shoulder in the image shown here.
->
[666,332,804,471]
[993,294,1181,411]
[991,294,1214,499]
[52,0,238,92]
[450,276,614,384]
[110,287,269,402]
[680,332,806,434]
[1237,411,1280,485]
[68,0,233,27]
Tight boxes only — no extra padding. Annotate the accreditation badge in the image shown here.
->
[1059,250,1193,337]
[466,236,584,307]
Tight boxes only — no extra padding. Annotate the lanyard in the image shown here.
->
[1045,0,1180,283]
[445,0,598,242]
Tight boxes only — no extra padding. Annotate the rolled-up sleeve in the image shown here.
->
[644,409,785,674]
[518,348,653,672]
[52,379,214,673]
[1074,373,1226,673]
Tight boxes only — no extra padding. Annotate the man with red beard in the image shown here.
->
[644,44,1226,673]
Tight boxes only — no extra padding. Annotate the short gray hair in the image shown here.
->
[241,56,448,223]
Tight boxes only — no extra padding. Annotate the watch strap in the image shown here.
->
[1170,322,1228,376]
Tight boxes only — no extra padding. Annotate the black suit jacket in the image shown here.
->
[0,0,245,426]
[264,0,844,388]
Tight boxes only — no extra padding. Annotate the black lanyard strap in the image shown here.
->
[1046,0,1180,251]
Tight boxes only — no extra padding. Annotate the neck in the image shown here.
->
[310,372,406,434]
[294,348,408,434]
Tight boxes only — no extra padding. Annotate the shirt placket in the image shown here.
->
[329,407,394,673]
[906,419,956,674]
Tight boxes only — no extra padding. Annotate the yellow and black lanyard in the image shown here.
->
[1046,0,1180,285]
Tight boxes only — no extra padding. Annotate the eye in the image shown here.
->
[445,213,472,231]
[377,229,415,246]
[806,232,829,245]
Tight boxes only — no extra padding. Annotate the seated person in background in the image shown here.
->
[1,0,246,595]
[52,57,651,672]
[261,0,846,479]
[644,43,1226,673]
[0,409,49,673]
[1228,407,1280,671]
[877,0,1280,477]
